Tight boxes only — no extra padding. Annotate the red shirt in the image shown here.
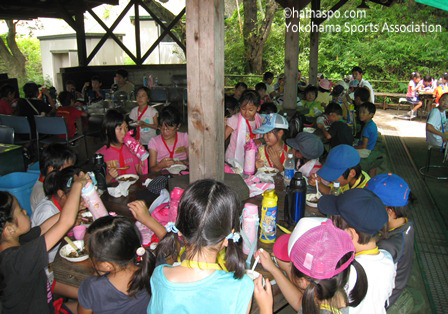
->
[56,106,83,138]
[0,99,13,115]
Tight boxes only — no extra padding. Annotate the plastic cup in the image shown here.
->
[73,225,87,241]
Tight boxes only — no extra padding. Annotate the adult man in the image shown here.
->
[352,66,375,104]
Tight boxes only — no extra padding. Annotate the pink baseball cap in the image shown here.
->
[290,220,355,280]
[272,234,291,262]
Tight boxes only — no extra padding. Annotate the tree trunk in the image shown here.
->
[0,20,26,79]
[242,0,278,74]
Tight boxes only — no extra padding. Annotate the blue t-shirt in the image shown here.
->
[78,275,150,314]
[361,120,378,150]
[148,264,254,314]
[426,108,447,148]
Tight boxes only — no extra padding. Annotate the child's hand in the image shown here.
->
[128,200,152,222]
[267,147,281,167]
[308,174,321,187]
[74,172,90,188]
[256,159,265,169]
[254,139,263,146]
[254,276,273,314]
[255,249,277,274]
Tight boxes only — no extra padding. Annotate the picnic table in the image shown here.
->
[52,173,322,313]
[375,92,407,110]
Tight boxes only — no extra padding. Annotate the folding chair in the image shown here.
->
[0,114,32,145]
[0,125,14,144]
[149,88,170,108]
[34,116,87,161]
[419,144,448,180]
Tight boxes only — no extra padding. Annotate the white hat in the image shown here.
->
[287,217,328,256]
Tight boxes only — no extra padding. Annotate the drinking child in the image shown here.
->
[254,113,290,171]
[148,106,188,172]
[97,109,145,182]
[148,179,260,313]
[129,86,158,146]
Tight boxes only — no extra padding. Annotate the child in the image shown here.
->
[316,79,332,108]
[148,106,188,172]
[302,85,323,118]
[286,132,323,178]
[418,75,434,93]
[263,71,275,96]
[351,66,375,104]
[366,174,414,307]
[232,82,248,101]
[0,84,15,115]
[433,73,448,105]
[97,109,145,182]
[272,73,286,98]
[259,102,277,114]
[254,113,289,171]
[426,93,448,149]
[225,95,239,119]
[78,215,156,313]
[129,86,158,146]
[352,87,371,138]
[56,91,88,138]
[318,102,354,149]
[318,189,395,314]
[406,72,422,119]
[82,75,105,103]
[225,90,263,167]
[255,82,272,104]
[354,102,377,158]
[310,144,370,195]
[0,173,88,314]
[148,179,256,313]
[31,143,77,213]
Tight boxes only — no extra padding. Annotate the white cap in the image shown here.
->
[287,217,328,256]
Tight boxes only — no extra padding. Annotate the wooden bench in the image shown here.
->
[375,92,408,110]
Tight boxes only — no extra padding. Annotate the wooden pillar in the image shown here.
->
[186,0,225,182]
[134,2,142,65]
[309,0,320,86]
[283,1,300,110]
[75,11,87,67]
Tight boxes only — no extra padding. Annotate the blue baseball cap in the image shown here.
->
[253,113,289,134]
[365,173,410,207]
[317,145,360,182]
[318,189,387,235]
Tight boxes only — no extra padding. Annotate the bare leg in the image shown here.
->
[54,281,79,299]
[412,101,422,112]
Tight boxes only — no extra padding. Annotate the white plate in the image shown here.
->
[303,127,316,133]
[306,193,319,208]
[81,211,93,226]
[59,240,89,262]
[167,164,187,174]
[129,122,138,127]
[257,167,279,176]
[116,174,139,184]
[306,200,318,208]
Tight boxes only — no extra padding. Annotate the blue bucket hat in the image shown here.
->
[365,173,410,207]
[317,145,360,182]
[253,113,289,134]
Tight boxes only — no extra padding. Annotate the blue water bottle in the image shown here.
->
[284,172,307,226]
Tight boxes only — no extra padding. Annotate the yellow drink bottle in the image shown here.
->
[259,189,278,243]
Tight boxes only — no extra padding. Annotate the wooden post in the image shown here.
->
[186,0,225,182]
[309,0,320,86]
[283,0,300,110]
[134,1,142,65]
[75,11,87,66]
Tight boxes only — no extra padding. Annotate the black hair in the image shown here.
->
[235,82,248,90]
[359,102,376,115]
[135,86,150,100]
[0,192,15,240]
[260,102,278,114]
[304,85,318,99]
[410,72,421,79]
[351,66,363,74]
[225,95,239,117]
[325,102,343,116]
[40,143,77,176]
[158,105,181,127]
[239,90,261,108]
[440,93,448,104]
[255,82,267,92]
[86,216,155,296]
[342,164,362,180]
[65,80,76,87]
[23,82,39,98]
[388,206,407,219]
[115,69,129,79]
[354,87,370,103]
[423,75,432,83]
[263,72,274,81]
[156,179,246,279]
[0,85,15,98]
[103,109,125,148]
[291,252,368,313]
[58,91,75,107]
[91,75,102,84]
[43,166,81,197]
[331,215,387,244]
[443,73,448,81]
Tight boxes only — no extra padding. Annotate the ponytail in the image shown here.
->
[301,283,320,314]
[128,248,155,296]
[224,237,246,279]
[155,231,183,264]
[348,259,368,307]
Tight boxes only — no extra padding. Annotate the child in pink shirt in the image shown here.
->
[97,110,145,182]
[148,106,188,173]
[225,90,263,167]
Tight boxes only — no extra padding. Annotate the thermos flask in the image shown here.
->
[284,172,307,227]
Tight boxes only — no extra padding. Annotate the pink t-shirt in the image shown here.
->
[406,80,418,98]
[97,145,140,176]
[225,113,262,163]
[148,132,188,163]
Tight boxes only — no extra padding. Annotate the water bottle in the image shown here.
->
[93,153,107,192]
[81,182,108,220]
[259,190,278,243]
[169,187,184,222]
[331,182,342,196]
[284,172,307,226]
[243,140,257,176]
[284,153,295,186]
[241,203,259,255]
[143,75,148,87]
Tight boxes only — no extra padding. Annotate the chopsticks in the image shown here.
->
[64,236,82,255]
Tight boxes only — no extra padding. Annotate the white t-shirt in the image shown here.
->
[426,108,447,148]
[30,180,45,214]
[359,79,375,104]
[31,198,60,263]
[129,105,158,145]
[346,249,395,314]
